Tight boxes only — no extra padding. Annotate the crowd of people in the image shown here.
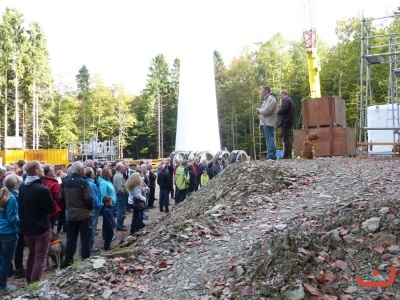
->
[0,155,227,295]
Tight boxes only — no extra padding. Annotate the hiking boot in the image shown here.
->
[14,268,26,279]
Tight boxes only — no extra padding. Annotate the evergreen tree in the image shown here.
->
[76,65,90,141]
[23,21,53,149]
[0,8,27,148]
[163,58,179,156]
[129,54,170,158]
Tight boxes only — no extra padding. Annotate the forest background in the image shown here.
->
[0,7,399,160]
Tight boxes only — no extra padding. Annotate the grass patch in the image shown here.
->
[70,260,84,269]
[27,282,39,292]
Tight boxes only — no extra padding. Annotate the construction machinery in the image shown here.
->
[300,0,321,98]
[359,13,400,156]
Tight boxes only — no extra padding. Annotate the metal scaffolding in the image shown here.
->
[360,13,400,148]
[68,138,116,163]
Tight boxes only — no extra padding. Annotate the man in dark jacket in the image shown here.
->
[213,157,226,176]
[157,164,173,213]
[187,163,197,197]
[148,164,157,209]
[59,161,94,267]
[277,90,295,159]
[18,160,55,283]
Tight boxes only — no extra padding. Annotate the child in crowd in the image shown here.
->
[100,195,116,251]
[200,169,210,187]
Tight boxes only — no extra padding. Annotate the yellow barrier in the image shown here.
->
[0,150,25,166]
[0,149,69,167]
[124,158,165,172]
[0,150,163,171]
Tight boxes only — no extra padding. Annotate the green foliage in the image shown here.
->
[70,259,84,269]
[0,7,27,139]
[27,281,39,292]
[127,54,175,158]
[76,65,90,97]
[0,7,398,158]
[0,8,52,148]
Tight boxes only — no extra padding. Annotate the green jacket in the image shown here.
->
[175,165,189,190]
[200,174,210,186]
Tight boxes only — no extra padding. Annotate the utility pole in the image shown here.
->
[83,95,86,160]
[157,89,163,158]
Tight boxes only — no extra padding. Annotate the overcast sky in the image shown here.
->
[0,0,397,94]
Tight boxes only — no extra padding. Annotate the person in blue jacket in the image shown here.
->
[85,167,102,252]
[0,184,20,294]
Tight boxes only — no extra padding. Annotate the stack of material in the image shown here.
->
[294,97,356,157]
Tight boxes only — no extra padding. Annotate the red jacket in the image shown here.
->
[42,176,61,219]
[192,163,199,178]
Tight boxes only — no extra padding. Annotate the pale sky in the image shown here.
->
[0,0,397,95]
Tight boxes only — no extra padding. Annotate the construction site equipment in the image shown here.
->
[168,148,248,166]
[294,97,356,157]
[300,0,321,98]
[213,149,230,163]
[294,0,356,157]
[68,139,116,162]
[359,13,400,156]
[301,97,346,127]
[294,127,356,157]
[357,142,400,157]
[229,150,249,163]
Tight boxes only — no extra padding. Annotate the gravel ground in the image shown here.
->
[5,156,400,300]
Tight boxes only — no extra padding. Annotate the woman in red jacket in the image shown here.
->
[41,165,61,230]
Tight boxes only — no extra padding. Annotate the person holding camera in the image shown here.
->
[256,85,278,160]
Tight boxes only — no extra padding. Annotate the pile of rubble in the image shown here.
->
[6,157,400,300]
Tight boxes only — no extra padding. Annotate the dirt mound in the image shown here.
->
[5,157,400,300]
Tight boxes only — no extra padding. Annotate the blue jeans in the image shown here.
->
[263,125,276,159]
[159,189,170,212]
[0,233,18,289]
[91,207,101,248]
[142,191,149,219]
[116,194,127,229]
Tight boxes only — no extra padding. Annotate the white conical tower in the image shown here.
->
[175,49,221,153]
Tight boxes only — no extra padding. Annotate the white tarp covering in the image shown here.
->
[367,104,399,154]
